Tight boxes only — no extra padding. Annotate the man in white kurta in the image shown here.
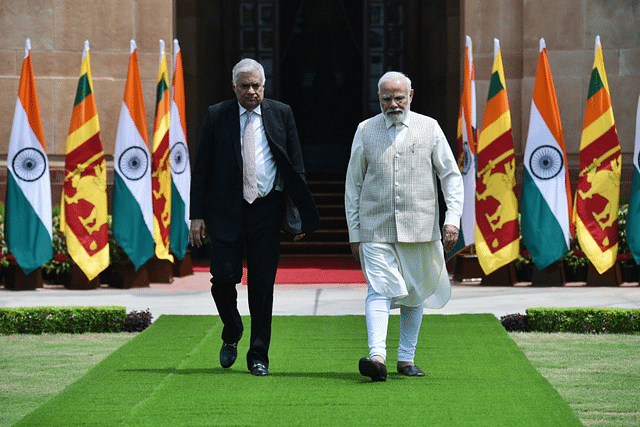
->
[345,71,463,382]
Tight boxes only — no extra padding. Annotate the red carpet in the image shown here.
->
[193,257,366,284]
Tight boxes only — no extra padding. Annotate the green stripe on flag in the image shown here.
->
[521,170,568,270]
[587,68,604,99]
[5,173,52,275]
[170,181,189,260]
[156,78,168,105]
[74,74,92,106]
[626,168,640,263]
[487,71,504,100]
[113,173,155,270]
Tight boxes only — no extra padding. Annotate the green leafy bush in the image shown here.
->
[525,307,640,334]
[0,306,126,335]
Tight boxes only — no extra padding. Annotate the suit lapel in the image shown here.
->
[227,101,242,170]
[261,99,283,156]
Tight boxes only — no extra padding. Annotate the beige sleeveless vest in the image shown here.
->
[359,112,441,242]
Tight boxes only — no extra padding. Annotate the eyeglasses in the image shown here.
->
[379,95,407,104]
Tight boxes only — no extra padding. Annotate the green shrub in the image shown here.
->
[526,307,640,334]
[0,306,126,335]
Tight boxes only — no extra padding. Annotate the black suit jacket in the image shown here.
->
[190,98,319,242]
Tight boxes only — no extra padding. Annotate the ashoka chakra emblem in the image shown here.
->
[12,148,47,182]
[462,141,473,175]
[530,145,563,180]
[118,146,149,181]
[170,142,188,174]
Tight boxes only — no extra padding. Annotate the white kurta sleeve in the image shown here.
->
[345,124,367,242]
[432,124,464,229]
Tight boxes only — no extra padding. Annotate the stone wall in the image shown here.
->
[463,0,640,199]
[0,0,173,203]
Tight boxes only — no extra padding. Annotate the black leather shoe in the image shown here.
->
[250,363,270,376]
[220,342,238,368]
[397,364,425,377]
[359,357,387,382]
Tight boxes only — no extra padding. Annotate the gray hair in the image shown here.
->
[232,58,266,86]
[378,71,412,93]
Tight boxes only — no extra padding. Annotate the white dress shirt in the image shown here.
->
[239,104,279,197]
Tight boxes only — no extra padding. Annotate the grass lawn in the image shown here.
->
[1,318,638,426]
[510,332,640,426]
[0,333,135,426]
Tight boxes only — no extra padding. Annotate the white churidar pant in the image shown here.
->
[360,241,451,361]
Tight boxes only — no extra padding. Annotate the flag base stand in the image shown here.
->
[480,263,516,286]
[586,262,622,286]
[4,265,43,290]
[620,264,640,283]
[107,263,150,289]
[64,264,100,290]
[453,254,484,281]
[173,250,194,278]
[147,256,173,284]
[531,261,566,286]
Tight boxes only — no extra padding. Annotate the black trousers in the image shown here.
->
[209,190,283,369]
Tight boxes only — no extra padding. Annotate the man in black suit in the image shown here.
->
[189,58,319,376]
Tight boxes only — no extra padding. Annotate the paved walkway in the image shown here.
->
[2,272,639,320]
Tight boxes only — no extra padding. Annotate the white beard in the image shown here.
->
[381,104,409,124]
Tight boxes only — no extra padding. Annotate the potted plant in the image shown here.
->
[562,238,589,282]
[42,209,72,284]
[106,216,149,289]
[514,247,533,282]
[617,203,639,283]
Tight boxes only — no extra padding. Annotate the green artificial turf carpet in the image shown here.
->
[15,314,582,426]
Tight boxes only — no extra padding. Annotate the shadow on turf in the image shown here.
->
[119,367,417,382]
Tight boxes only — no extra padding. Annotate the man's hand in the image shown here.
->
[293,234,305,242]
[442,225,459,253]
[189,219,206,247]
[350,242,360,264]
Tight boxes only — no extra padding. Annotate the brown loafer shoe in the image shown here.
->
[359,357,387,382]
[397,364,425,377]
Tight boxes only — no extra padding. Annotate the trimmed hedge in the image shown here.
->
[0,306,126,335]
[501,308,640,334]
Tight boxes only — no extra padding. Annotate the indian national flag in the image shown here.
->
[169,39,191,260]
[521,38,573,270]
[475,39,519,275]
[152,39,173,262]
[447,35,477,259]
[574,36,621,274]
[60,41,109,280]
[113,40,154,270]
[628,91,640,263]
[5,39,53,274]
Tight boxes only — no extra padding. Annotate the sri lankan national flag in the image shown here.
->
[475,39,519,275]
[574,36,621,274]
[60,41,109,280]
[447,35,477,259]
[152,40,173,262]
